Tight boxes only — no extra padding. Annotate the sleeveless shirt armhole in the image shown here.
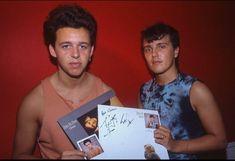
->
[188,76,199,96]
[37,78,48,141]
[99,79,117,100]
[188,78,200,112]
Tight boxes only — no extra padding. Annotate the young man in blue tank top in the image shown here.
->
[138,22,227,159]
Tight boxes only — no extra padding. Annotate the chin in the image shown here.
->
[68,70,86,78]
[152,70,164,75]
[68,72,83,79]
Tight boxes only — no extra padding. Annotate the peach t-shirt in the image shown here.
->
[38,73,108,159]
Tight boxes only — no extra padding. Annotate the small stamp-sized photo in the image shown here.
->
[144,113,160,129]
[77,108,99,136]
[77,134,104,159]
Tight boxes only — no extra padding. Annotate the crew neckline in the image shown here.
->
[153,73,181,87]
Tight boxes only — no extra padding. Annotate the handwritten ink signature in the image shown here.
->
[99,114,118,137]
[101,108,117,116]
[120,113,134,127]
[100,112,135,137]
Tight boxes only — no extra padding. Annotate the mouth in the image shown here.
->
[69,62,81,68]
[152,60,162,64]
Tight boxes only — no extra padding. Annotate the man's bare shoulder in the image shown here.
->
[191,80,212,98]
[190,80,217,111]
[23,83,43,104]
[18,83,44,119]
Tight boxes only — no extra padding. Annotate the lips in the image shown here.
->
[69,62,81,68]
[152,60,162,64]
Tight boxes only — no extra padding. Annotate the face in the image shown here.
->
[85,117,97,129]
[149,116,154,123]
[49,27,94,78]
[85,141,92,149]
[143,35,179,76]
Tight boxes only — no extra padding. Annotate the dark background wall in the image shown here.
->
[0,1,234,158]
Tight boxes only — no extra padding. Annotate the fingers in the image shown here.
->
[61,150,87,159]
[154,125,170,138]
[154,125,172,147]
[154,131,166,140]
[156,125,171,133]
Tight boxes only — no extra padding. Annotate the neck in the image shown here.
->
[155,68,179,85]
[56,71,88,89]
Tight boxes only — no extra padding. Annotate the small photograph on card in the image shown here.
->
[144,113,160,129]
[77,108,99,136]
[77,134,104,159]
[144,144,161,160]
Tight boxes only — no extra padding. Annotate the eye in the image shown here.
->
[61,44,70,49]
[144,47,153,54]
[79,44,88,50]
[78,43,91,52]
[157,43,167,49]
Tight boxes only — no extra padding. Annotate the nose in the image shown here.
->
[71,47,80,59]
[152,47,160,57]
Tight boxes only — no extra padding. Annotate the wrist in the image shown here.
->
[168,140,188,153]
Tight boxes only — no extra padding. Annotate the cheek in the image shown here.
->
[80,54,88,61]
[163,53,174,63]
[144,55,152,63]
[92,120,97,127]
[57,55,69,64]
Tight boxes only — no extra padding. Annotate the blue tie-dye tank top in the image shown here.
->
[139,73,205,159]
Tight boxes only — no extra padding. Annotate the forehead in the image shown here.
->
[85,141,91,145]
[56,27,90,42]
[143,34,171,46]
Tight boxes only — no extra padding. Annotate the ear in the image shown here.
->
[174,47,180,58]
[89,45,94,58]
[49,44,57,58]
[174,47,179,58]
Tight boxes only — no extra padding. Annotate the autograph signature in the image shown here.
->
[99,111,134,137]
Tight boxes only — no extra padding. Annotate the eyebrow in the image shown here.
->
[143,42,168,48]
[156,42,168,45]
[58,41,90,46]
[143,44,152,48]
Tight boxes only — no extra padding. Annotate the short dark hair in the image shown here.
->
[141,22,179,51]
[83,139,91,145]
[43,3,97,47]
